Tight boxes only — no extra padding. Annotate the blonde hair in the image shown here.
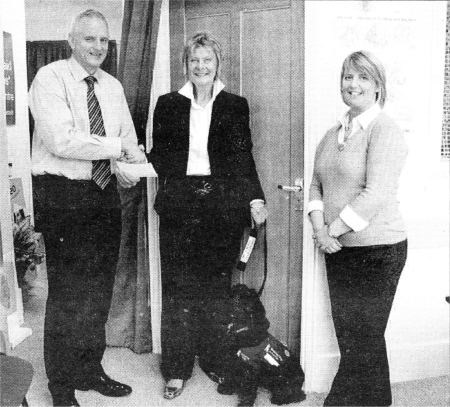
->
[182,31,222,80]
[341,51,387,107]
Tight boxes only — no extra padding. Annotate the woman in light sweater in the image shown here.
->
[308,51,408,406]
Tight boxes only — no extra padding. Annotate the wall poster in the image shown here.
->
[3,31,15,126]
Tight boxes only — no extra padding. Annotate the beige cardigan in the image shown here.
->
[309,111,408,247]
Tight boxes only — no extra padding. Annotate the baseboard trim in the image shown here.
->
[7,303,32,349]
[389,340,450,383]
[307,340,450,393]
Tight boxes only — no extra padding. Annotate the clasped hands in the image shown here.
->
[115,141,147,188]
[119,141,147,164]
[251,201,268,227]
[312,225,342,254]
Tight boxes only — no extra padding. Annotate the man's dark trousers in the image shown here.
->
[33,174,121,390]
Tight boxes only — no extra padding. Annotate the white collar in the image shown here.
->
[68,56,103,83]
[338,103,382,131]
[178,79,225,107]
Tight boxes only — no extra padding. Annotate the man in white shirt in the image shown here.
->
[29,9,145,406]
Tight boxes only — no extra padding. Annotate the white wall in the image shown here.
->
[25,0,124,43]
[302,0,449,393]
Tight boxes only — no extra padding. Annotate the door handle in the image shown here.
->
[277,185,302,192]
[277,178,303,192]
[277,178,303,211]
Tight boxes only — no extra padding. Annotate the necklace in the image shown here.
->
[344,113,352,131]
[339,115,351,151]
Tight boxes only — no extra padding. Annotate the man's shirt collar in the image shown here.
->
[68,56,103,83]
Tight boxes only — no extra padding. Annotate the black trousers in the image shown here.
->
[324,240,407,407]
[33,175,121,389]
[158,196,248,380]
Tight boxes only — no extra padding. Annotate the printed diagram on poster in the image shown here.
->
[3,31,15,126]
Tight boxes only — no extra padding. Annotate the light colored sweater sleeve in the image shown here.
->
[309,137,326,204]
[346,116,407,223]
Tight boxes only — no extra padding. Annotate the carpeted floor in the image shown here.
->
[9,265,450,407]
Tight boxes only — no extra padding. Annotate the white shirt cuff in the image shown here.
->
[340,205,369,232]
[307,200,324,214]
[250,199,265,208]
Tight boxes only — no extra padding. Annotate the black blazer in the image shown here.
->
[148,89,265,206]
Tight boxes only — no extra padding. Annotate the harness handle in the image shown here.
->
[236,223,268,296]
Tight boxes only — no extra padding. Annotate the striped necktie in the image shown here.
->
[85,75,111,189]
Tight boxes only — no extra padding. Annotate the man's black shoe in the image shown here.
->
[74,372,132,397]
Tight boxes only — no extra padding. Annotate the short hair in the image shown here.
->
[182,31,222,80]
[340,50,387,108]
[69,9,109,36]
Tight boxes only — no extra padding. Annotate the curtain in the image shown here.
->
[106,0,162,354]
[118,0,162,146]
[105,185,152,353]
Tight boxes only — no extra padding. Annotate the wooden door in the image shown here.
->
[170,0,304,354]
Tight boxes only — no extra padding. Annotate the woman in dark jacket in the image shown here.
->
[148,32,267,400]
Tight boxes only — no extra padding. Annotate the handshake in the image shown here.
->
[119,140,147,164]
[115,140,150,188]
